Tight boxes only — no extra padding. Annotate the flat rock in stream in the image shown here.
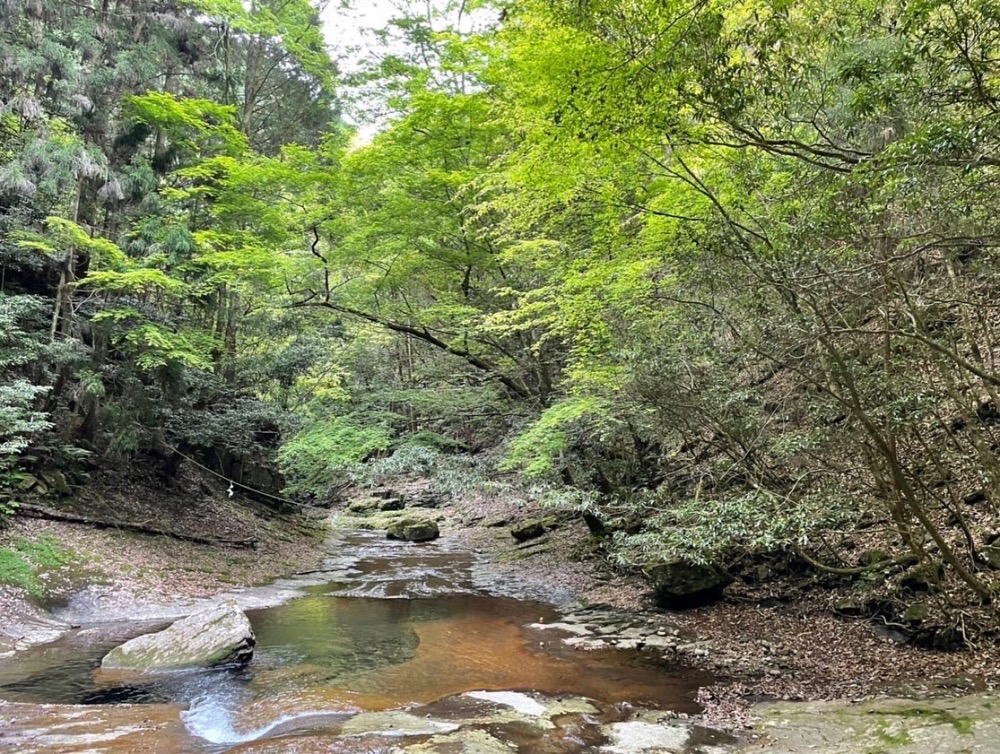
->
[0,600,70,658]
[340,710,459,737]
[100,599,255,672]
[405,729,512,753]
[599,721,693,753]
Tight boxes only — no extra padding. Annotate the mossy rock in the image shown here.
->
[100,600,255,672]
[510,517,559,543]
[900,562,944,593]
[387,517,440,542]
[645,560,733,609]
[859,548,891,567]
[903,602,930,622]
[408,491,447,508]
[347,498,379,514]
[833,598,870,617]
[39,469,71,496]
[354,510,405,530]
[378,497,406,512]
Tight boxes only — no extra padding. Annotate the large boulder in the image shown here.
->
[408,490,447,508]
[101,600,255,672]
[645,560,732,609]
[347,498,379,514]
[387,517,440,542]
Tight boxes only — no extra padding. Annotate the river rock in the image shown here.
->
[510,517,558,542]
[600,721,690,753]
[406,729,512,753]
[645,560,732,608]
[347,498,379,514]
[378,497,406,512]
[641,634,677,651]
[387,517,440,542]
[100,600,255,672]
[408,490,447,508]
[340,710,459,737]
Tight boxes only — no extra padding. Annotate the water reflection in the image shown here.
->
[0,531,712,752]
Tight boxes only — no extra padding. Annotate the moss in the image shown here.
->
[0,535,71,597]
[877,706,975,735]
[13,536,69,569]
[876,727,912,746]
[952,717,975,735]
[0,548,37,594]
[864,716,913,751]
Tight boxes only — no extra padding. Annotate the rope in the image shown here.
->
[162,441,308,509]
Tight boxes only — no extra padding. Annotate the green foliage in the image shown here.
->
[0,548,36,594]
[82,269,188,296]
[0,295,55,522]
[0,536,70,597]
[278,418,392,499]
[126,92,246,155]
[123,324,216,371]
[501,397,612,478]
[349,444,443,488]
[613,489,860,567]
[0,0,341,494]
[15,217,129,270]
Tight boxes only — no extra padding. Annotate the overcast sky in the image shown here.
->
[319,0,410,136]
[320,0,397,64]
[319,1,494,136]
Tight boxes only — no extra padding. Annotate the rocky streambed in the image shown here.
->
[4,497,1000,754]
[0,528,736,753]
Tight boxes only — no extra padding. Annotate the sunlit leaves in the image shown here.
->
[80,269,188,296]
[127,93,247,156]
[122,323,216,371]
[501,396,613,477]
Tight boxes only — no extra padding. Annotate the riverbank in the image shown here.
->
[335,482,1000,736]
[4,475,1000,752]
[0,477,326,657]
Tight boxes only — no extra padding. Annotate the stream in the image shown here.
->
[0,531,730,753]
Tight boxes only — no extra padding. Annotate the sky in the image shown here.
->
[320,0,398,62]
[319,0,409,136]
[319,1,493,138]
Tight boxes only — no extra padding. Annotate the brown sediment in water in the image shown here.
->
[243,595,706,719]
[356,602,705,709]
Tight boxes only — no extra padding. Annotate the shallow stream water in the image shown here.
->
[0,531,719,753]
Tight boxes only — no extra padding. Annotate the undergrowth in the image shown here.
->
[0,535,70,597]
